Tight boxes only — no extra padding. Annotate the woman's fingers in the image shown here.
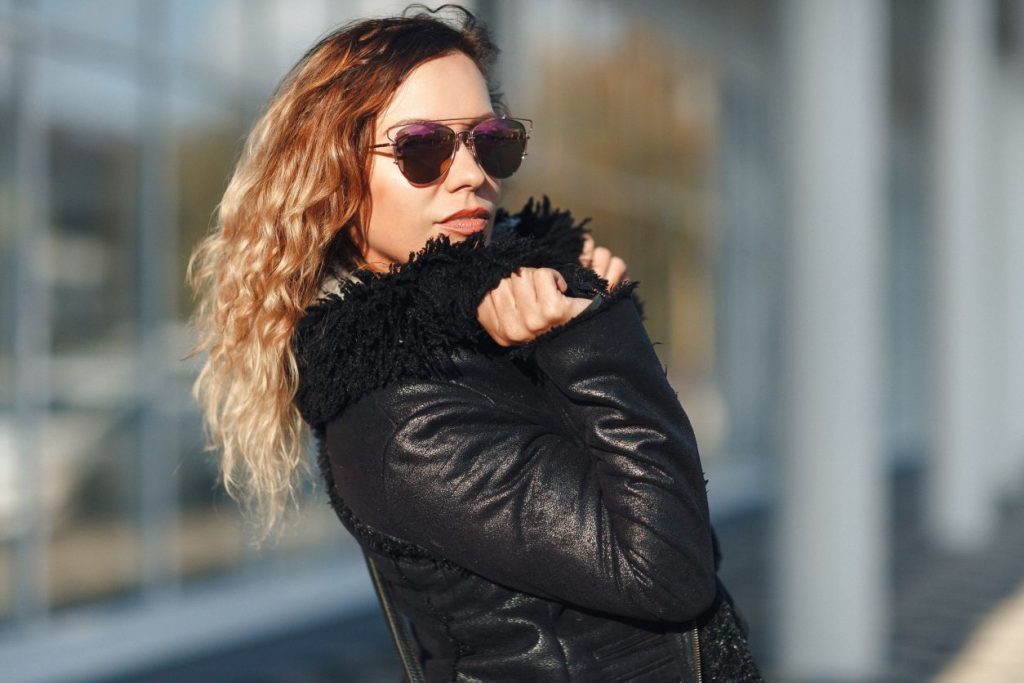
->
[581,240,629,290]
[497,276,531,343]
[605,257,628,289]
[509,268,539,308]
[533,267,568,321]
[477,268,589,346]
[553,269,568,293]
[580,234,595,268]
[478,271,535,345]
[478,282,520,346]
[510,268,546,334]
[591,246,612,278]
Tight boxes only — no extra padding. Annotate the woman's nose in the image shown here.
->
[443,133,487,190]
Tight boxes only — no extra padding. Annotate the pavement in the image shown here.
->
[936,581,1024,682]
[91,465,1024,683]
[715,466,1024,682]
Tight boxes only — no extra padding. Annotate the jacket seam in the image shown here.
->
[368,390,400,533]
[436,561,471,682]
[315,424,462,570]
[547,604,573,683]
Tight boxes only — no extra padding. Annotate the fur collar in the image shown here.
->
[292,197,612,430]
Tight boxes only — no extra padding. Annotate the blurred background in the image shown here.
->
[1,0,1022,681]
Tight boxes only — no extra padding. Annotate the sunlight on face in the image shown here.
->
[362,52,501,271]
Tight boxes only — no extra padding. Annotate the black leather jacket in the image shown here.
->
[293,200,762,681]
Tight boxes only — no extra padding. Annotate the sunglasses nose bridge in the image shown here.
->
[453,129,475,154]
[449,128,483,168]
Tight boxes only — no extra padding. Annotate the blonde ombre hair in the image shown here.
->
[187,5,502,543]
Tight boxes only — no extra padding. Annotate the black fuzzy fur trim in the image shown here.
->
[293,197,626,429]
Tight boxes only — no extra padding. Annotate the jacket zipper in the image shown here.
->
[690,624,703,683]
[365,555,426,683]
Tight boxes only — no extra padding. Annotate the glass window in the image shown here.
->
[40,0,141,50]
[0,542,11,623]
[47,125,138,355]
[0,23,14,411]
[169,0,246,82]
[173,410,249,580]
[43,55,143,609]
[1,16,22,624]
[171,91,245,320]
[265,0,332,78]
[45,410,142,609]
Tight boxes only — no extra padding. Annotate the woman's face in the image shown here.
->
[362,51,502,271]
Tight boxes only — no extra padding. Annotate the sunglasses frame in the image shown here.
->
[370,116,533,184]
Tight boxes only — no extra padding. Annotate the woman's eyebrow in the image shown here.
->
[388,113,494,128]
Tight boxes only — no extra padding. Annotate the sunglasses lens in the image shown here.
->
[394,123,456,183]
[472,118,527,179]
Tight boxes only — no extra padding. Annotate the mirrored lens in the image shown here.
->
[394,123,456,184]
[472,118,527,179]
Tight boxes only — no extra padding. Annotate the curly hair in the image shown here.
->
[187,4,504,544]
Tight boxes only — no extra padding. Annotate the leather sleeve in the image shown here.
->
[371,295,716,623]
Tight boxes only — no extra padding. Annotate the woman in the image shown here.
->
[189,5,762,681]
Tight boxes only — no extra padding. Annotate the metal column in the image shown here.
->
[927,0,1000,551]
[137,0,180,595]
[11,0,52,627]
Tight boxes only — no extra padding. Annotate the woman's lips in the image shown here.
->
[438,217,488,235]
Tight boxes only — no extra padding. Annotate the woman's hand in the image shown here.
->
[580,234,629,289]
[477,267,594,346]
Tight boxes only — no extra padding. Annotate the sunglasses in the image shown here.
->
[370,116,532,184]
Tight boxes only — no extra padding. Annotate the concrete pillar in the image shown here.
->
[778,1,888,680]
[927,0,1000,550]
